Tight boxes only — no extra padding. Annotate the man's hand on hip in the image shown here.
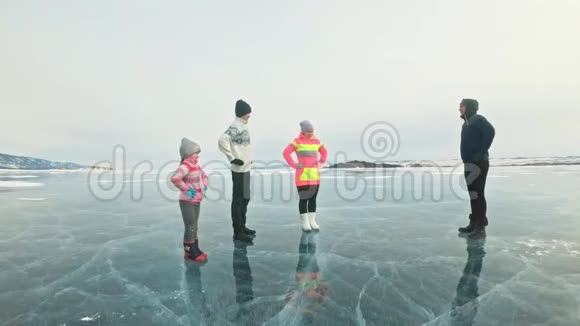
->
[231,159,245,166]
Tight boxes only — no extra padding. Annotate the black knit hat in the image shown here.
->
[235,99,252,117]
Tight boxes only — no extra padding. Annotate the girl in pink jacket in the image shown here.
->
[171,138,209,263]
[283,121,328,232]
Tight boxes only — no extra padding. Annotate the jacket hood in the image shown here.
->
[461,98,479,120]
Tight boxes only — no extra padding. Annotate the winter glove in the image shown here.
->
[186,187,197,199]
[231,159,245,166]
[296,163,304,169]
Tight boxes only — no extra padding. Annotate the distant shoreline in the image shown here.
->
[326,159,580,169]
[0,153,112,171]
[0,166,112,171]
[2,152,579,171]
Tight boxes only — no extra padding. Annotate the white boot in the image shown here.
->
[300,213,312,232]
[308,212,320,231]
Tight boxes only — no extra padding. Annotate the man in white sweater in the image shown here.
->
[218,99,255,243]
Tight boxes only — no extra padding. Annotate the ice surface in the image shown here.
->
[1,165,579,325]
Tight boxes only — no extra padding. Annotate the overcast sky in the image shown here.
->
[1,0,579,166]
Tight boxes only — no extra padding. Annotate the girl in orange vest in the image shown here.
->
[283,121,328,231]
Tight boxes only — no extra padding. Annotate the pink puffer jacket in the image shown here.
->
[171,156,208,203]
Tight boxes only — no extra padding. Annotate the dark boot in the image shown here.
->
[233,230,254,245]
[466,217,486,240]
[241,208,256,236]
[458,215,475,233]
[467,226,486,240]
[243,226,256,236]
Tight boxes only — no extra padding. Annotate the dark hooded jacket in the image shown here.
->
[460,99,495,162]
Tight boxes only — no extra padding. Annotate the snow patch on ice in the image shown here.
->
[16,198,47,201]
[514,239,580,257]
[0,181,44,188]
[99,178,155,184]
[0,175,39,179]
[80,313,101,321]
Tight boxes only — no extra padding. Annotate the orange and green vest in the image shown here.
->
[283,134,328,187]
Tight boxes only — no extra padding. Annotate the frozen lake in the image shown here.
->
[1,166,580,325]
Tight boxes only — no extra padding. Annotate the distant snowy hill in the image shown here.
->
[0,153,86,170]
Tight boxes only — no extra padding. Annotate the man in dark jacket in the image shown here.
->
[458,99,495,239]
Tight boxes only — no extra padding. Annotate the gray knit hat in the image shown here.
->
[300,120,314,133]
[179,138,201,161]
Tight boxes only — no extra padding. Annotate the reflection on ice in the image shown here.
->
[264,233,328,325]
[233,241,254,321]
[450,239,485,326]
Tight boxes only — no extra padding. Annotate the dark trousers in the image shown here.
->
[179,201,200,242]
[297,185,319,214]
[463,160,490,226]
[232,171,251,233]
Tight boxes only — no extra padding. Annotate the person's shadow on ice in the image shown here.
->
[284,232,329,325]
[450,238,486,326]
[263,232,329,325]
[233,240,254,322]
[185,263,211,323]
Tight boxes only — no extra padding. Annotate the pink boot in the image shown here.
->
[183,241,208,263]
